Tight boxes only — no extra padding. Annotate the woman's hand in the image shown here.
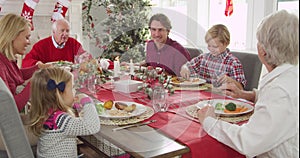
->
[219,82,243,98]
[37,61,52,69]
[197,105,216,124]
[219,82,256,102]
[180,64,191,79]
[217,74,243,90]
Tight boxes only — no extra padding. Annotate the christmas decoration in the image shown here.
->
[0,0,6,12]
[82,0,152,62]
[21,0,40,30]
[51,0,72,22]
[133,66,174,99]
[225,0,233,16]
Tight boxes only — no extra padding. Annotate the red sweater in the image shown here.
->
[0,53,38,111]
[22,36,85,68]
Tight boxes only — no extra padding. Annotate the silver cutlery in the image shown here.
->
[112,120,156,131]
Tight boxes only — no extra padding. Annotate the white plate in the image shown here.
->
[99,101,147,119]
[170,77,206,87]
[195,99,254,116]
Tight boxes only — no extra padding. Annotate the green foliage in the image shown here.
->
[82,0,151,62]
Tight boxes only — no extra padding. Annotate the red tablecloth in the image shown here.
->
[81,85,246,158]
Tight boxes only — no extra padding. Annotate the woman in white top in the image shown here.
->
[197,10,299,158]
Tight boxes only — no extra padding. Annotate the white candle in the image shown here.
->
[114,60,120,77]
[129,59,134,75]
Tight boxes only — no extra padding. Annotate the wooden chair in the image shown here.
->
[231,51,262,91]
[0,78,35,158]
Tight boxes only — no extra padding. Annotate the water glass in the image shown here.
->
[152,86,168,112]
[87,75,96,94]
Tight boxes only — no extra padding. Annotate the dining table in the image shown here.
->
[77,75,253,158]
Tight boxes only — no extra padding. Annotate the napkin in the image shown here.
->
[99,58,110,70]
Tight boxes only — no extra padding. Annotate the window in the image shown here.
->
[208,0,248,50]
[277,0,299,16]
[150,0,299,52]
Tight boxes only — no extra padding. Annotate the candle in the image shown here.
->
[114,56,120,77]
[129,59,134,75]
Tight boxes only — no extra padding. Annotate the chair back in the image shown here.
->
[231,51,262,91]
[0,78,34,158]
[185,47,203,59]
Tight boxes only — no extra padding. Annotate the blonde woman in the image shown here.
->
[0,13,52,156]
[29,67,100,157]
[0,13,50,112]
[180,24,246,90]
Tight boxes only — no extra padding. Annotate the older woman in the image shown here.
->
[197,10,299,157]
[0,13,49,112]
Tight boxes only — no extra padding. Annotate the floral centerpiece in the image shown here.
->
[133,66,174,99]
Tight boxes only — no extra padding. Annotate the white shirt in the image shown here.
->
[51,35,65,49]
[203,64,299,158]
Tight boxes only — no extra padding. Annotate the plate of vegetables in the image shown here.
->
[195,99,254,116]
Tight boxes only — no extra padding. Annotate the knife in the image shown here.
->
[112,120,156,131]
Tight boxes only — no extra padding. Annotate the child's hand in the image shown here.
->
[73,94,92,111]
[180,64,191,79]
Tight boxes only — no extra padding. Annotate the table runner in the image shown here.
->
[145,113,245,158]
[82,86,247,158]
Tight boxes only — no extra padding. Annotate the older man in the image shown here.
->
[22,18,86,68]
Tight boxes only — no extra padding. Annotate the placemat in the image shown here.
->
[100,106,154,125]
[185,104,253,123]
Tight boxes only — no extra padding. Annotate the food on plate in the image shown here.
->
[225,102,237,111]
[108,109,130,116]
[213,101,249,114]
[171,77,200,83]
[115,102,128,110]
[104,100,114,110]
[215,102,224,110]
[95,102,104,114]
[171,77,185,83]
[224,106,249,114]
[115,102,137,112]
[124,104,137,112]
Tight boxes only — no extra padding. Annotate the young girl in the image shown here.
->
[180,24,246,90]
[28,67,100,158]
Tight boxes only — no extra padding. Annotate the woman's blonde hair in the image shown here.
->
[205,24,230,46]
[256,10,299,67]
[29,67,74,136]
[0,13,31,60]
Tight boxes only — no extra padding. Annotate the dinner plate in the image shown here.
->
[98,101,147,119]
[195,99,254,116]
[170,77,206,87]
[49,60,73,66]
[48,61,73,71]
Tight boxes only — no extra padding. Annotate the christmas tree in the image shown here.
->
[82,0,152,62]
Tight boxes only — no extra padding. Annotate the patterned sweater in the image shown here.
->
[37,103,100,158]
